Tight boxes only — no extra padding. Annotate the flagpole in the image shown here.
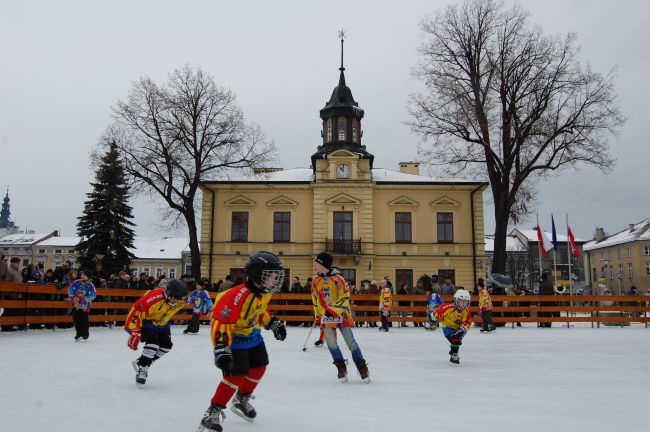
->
[566,213,573,297]
[536,213,543,285]
[552,214,558,287]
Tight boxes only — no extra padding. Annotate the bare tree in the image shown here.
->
[409,0,624,274]
[105,66,276,277]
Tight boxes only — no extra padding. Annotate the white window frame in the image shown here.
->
[156,267,164,278]
[169,268,176,279]
[617,264,623,277]
[627,247,632,258]
[646,261,650,277]
[645,245,650,256]
[143,267,150,276]
[54,249,62,254]
[617,249,622,259]
[628,263,633,277]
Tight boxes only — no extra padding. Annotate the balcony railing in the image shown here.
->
[325,238,362,255]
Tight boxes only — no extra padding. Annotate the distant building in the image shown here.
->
[0,231,59,267]
[129,237,190,279]
[0,188,20,238]
[484,234,531,289]
[35,236,80,269]
[583,217,650,295]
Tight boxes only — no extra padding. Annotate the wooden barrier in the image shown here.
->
[1,282,649,328]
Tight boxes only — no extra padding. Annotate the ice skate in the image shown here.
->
[133,361,149,385]
[198,404,225,432]
[74,335,82,342]
[314,339,324,347]
[230,392,256,422]
[449,353,460,365]
[355,360,370,383]
[334,360,348,383]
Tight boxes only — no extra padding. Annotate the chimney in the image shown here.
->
[629,224,635,233]
[399,162,419,176]
[594,227,605,242]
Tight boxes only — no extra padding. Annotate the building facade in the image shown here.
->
[199,50,488,290]
[0,231,60,267]
[583,218,650,294]
[129,237,190,279]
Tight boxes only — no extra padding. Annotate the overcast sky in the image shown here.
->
[1,0,648,241]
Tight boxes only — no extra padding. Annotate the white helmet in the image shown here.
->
[453,289,471,310]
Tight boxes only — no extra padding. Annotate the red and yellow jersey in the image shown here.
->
[124,288,186,333]
[311,284,320,319]
[478,289,493,311]
[210,283,273,349]
[433,303,471,331]
[312,272,354,328]
[379,287,392,310]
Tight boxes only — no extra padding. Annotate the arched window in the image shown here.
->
[352,119,360,143]
[337,117,347,141]
[325,118,332,143]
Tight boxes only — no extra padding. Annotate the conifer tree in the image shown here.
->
[76,142,136,275]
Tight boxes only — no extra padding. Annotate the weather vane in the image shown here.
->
[338,29,346,70]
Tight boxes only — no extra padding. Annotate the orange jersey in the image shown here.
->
[478,289,493,311]
[433,303,472,331]
[379,287,392,310]
[124,288,186,333]
[311,272,354,328]
[210,283,273,349]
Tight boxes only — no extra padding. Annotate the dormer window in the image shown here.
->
[337,117,347,141]
[352,119,359,143]
[325,118,333,143]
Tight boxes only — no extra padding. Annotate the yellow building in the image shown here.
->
[199,57,488,290]
[583,219,650,294]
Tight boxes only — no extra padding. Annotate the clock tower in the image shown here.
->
[312,32,374,182]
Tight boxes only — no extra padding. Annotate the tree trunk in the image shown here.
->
[491,192,511,275]
[185,208,201,279]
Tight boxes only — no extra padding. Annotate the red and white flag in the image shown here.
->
[536,225,554,257]
[567,227,582,257]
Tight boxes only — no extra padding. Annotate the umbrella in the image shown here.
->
[489,273,513,289]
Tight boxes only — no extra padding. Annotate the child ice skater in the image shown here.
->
[428,289,472,364]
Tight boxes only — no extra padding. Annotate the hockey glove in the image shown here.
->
[214,344,233,371]
[268,317,287,341]
[127,330,141,351]
[426,311,438,325]
[451,327,467,339]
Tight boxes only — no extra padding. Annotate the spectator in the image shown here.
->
[0,255,7,281]
[136,273,148,289]
[68,269,97,341]
[218,275,234,292]
[212,279,223,292]
[379,281,392,332]
[383,276,394,294]
[440,276,456,296]
[479,284,496,333]
[290,276,302,293]
[184,278,213,334]
[6,257,22,283]
[53,260,72,284]
[538,272,554,328]
[397,282,409,327]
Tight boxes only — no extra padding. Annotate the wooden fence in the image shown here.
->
[1,282,649,328]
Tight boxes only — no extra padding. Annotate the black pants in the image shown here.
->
[229,341,270,376]
[72,309,90,339]
[481,310,495,331]
[380,311,389,330]
[185,313,201,333]
[138,326,173,367]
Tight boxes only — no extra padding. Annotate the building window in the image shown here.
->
[437,212,454,243]
[645,246,650,256]
[231,212,249,242]
[591,254,595,263]
[169,268,176,279]
[156,268,164,278]
[273,212,291,243]
[334,212,353,241]
[646,262,650,276]
[628,263,633,277]
[38,248,46,254]
[395,269,413,292]
[55,249,62,254]
[607,250,611,259]
[627,247,632,258]
[325,118,332,143]
[54,260,62,267]
[341,269,356,287]
[352,119,360,143]
[617,249,622,259]
[143,267,150,276]
[229,268,245,284]
[438,269,456,285]
[617,264,623,277]
[608,265,613,279]
[337,117,347,141]
[395,212,412,243]
[68,249,75,254]
[131,267,138,275]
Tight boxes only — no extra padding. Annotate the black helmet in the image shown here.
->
[244,251,285,293]
[164,279,188,300]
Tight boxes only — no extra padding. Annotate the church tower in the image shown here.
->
[0,188,15,229]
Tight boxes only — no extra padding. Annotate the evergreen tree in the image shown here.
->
[76,142,136,275]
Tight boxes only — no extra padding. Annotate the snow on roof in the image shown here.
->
[203,167,484,184]
[583,217,650,251]
[484,235,527,253]
[37,237,80,247]
[131,237,189,260]
[510,228,587,244]
[0,233,52,245]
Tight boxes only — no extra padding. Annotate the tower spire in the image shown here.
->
[338,29,346,71]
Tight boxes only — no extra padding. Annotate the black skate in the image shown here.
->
[334,360,348,383]
[230,392,256,422]
[355,360,370,383]
[314,339,324,347]
[198,404,225,432]
[74,335,82,342]
[449,353,460,365]
[132,360,149,385]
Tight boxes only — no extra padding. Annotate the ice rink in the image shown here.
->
[1,324,647,432]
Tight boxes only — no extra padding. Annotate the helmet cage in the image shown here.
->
[260,269,285,294]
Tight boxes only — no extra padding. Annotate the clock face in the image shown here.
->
[336,164,351,178]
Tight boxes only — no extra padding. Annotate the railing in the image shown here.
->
[325,238,362,255]
[1,282,649,328]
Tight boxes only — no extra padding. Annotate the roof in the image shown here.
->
[583,217,650,251]
[484,235,527,253]
[0,232,53,245]
[37,237,80,247]
[510,228,587,244]
[131,237,189,260]
[202,167,485,185]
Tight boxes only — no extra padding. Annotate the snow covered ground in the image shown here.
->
[1,324,648,432]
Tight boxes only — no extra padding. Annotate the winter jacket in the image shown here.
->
[379,287,392,311]
[124,288,185,333]
[478,289,493,311]
[67,280,97,312]
[210,282,274,350]
[311,268,354,328]
[188,289,214,315]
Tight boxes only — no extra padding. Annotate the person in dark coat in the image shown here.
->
[538,273,554,328]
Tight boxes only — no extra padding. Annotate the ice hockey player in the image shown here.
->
[198,251,287,432]
[310,282,326,346]
[184,278,214,334]
[429,288,472,365]
[378,280,392,332]
[478,282,496,333]
[420,275,439,331]
[312,252,370,383]
[124,278,188,385]
[68,269,97,342]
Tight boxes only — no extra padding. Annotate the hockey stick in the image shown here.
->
[302,321,317,352]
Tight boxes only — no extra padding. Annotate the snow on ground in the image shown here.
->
[1,324,648,432]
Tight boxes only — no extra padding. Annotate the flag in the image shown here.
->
[536,225,554,257]
[567,227,582,257]
[551,215,558,251]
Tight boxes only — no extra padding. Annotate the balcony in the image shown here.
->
[326,238,362,255]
